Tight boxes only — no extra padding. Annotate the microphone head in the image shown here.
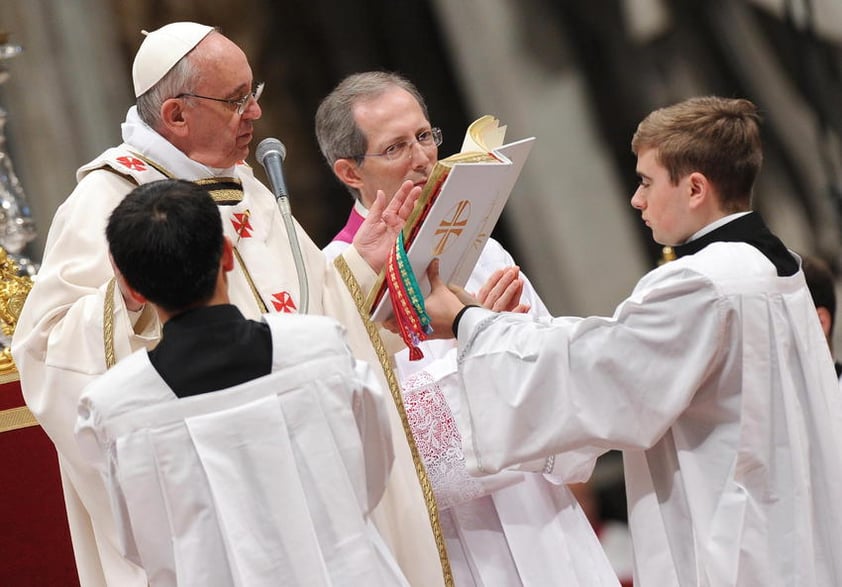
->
[256,137,287,165]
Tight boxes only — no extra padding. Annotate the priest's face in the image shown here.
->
[177,34,262,168]
[350,87,437,209]
[631,148,696,245]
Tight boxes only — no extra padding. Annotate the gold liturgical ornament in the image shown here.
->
[0,31,37,373]
[0,248,32,373]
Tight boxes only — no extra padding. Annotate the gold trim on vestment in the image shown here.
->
[194,178,245,205]
[0,248,34,375]
[88,171,135,371]
[106,153,246,206]
[207,189,244,204]
[104,278,117,369]
[0,368,37,434]
[93,149,171,186]
[0,405,38,433]
[92,166,140,187]
[232,247,269,314]
[128,150,177,179]
[0,369,20,384]
[333,254,453,587]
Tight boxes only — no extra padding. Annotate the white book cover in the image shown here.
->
[368,117,535,322]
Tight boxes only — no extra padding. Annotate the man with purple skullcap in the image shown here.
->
[13,22,449,587]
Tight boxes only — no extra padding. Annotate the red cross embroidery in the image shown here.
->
[116,156,147,171]
[231,213,253,238]
[271,291,297,313]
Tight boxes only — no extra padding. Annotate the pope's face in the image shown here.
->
[179,33,261,169]
[351,87,437,209]
[631,148,695,246]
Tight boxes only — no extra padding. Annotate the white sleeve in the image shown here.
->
[351,359,395,513]
[456,267,729,475]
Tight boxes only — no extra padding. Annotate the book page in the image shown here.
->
[460,115,507,153]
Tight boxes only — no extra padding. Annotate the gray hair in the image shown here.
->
[315,71,429,200]
[136,43,202,131]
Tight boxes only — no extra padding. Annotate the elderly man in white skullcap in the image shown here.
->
[12,23,456,587]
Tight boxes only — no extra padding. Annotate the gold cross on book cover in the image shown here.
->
[366,115,536,322]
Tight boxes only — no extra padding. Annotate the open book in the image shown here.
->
[367,116,535,322]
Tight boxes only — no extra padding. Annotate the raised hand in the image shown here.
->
[353,180,421,272]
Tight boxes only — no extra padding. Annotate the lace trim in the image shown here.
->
[403,371,485,510]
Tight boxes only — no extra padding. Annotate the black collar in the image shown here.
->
[673,212,798,277]
[162,304,246,336]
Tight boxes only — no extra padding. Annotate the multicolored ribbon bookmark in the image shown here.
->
[386,231,433,360]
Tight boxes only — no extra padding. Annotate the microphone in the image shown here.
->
[256,138,289,200]
[254,137,310,314]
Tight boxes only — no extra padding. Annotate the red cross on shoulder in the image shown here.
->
[116,156,147,171]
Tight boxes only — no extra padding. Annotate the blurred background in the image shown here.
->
[1,0,842,548]
[2,0,842,316]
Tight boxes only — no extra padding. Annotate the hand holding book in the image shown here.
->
[367,116,536,323]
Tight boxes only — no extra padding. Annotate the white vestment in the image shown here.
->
[454,240,842,586]
[12,107,446,587]
[75,314,407,587]
[326,211,619,586]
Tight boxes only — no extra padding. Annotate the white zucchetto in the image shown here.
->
[132,22,214,97]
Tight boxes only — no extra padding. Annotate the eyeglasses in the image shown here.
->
[176,81,265,115]
[352,127,443,162]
